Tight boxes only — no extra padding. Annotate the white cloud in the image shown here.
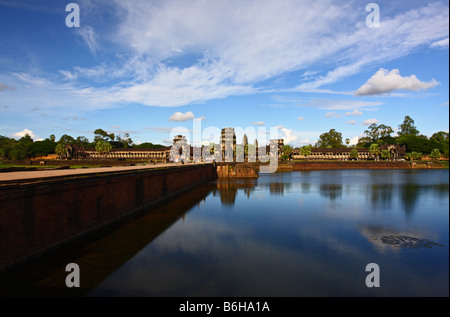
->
[362,118,379,126]
[276,125,298,145]
[430,37,449,49]
[297,117,305,121]
[75,25,100,54]
[355,68,439,96]
[13,128,36,139]
[349,133,364,145]
[301,99,383,110]
[252,121,265,126]
[345,109,362,116]
[71,1,449,107]
[347,120,356,125]
[169,111,195,122]
[3,0,449,111]
[325,112,343,118]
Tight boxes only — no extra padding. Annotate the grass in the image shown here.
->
[0,163,57,169]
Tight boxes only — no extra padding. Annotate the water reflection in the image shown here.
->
[0,182,214,297]
[1,169,448,297]
[319,184,343,200]
[212,179,256,206]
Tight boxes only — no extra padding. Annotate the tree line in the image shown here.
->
[304,115,449,160]
[1,116,448,161]
[0,128,165,160]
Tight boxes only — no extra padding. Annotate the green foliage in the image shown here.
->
[410,151,423,161]
[349,149,359,160]
[281,145,293,160]
[369,143,380,159]
[75,136,90,147]
[0,148,6,160]
[299,145,312,158]
[430,148,441,160]
[380,149,390,160]
[95,141,112,157]
[58,134,75,146]
[115,133,133,148]
[356,136,372,148]
[397,135,443,154]
[398,115,419,136]
[10,134,34,160]
[0,135,16,159]
[134,142,166,149]
[364,123,394,142]
[31,139,57,157]
[315,129,343,148]
[55,143,66,158]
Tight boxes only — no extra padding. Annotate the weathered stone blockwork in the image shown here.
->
[0,164,215,272]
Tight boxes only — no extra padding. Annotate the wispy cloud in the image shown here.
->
[430,37,449,49]
[75,25,100,54]
[345,109,362,116]
[252,121,265,126]
[300,99,383,111]
[3,0,449,111]
[325,112,343,118]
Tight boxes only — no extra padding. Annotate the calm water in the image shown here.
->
[1,169,448,297]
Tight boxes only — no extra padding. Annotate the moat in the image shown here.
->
[1,169,448,297]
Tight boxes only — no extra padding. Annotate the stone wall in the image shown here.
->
[216,163,259,178]
[0,164,215,272]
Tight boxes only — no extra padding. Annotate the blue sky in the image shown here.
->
[0,0,448,147]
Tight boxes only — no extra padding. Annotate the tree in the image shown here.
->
[94,129,115,142]
[369,143,380,160]
[380,149,390,160]
[397,135,443,154]
[49,134,56,142]
[345,138,350,146]
[0,135,16,160]
[430,131,449,143]
[315,129,343,148]
[95,141,112,158]
[116,133,133,148]
[430,148,441,161]
[299,145,312,159]
[75,136,90,147]
[55,143,66,159]
[281,145,293,161]
[356,136,372,148]
[10,134,34,160]
[31,139,57,157]
[0,148,6,160]
[398,115,419,136]
[410,151,423,161]
[58,134,75,146]
[364,123,394,142]
[349,149,359,160]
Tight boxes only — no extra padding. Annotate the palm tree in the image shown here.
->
[95,141,112,159]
